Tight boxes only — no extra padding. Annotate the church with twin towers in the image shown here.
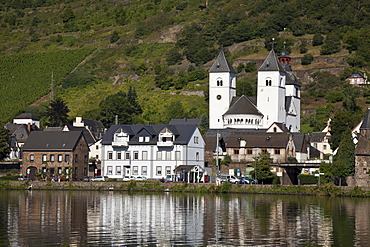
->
[208,48,300,132]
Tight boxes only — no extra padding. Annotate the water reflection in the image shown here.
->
[1,190,370,246]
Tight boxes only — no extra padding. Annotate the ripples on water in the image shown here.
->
[1,191,370,246]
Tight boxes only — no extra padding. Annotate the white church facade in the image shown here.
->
[209,49,300,132]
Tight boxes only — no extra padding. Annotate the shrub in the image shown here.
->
[298,174,318,185]
[301,53,314,65]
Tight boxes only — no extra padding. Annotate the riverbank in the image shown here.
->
[2,180,370,197]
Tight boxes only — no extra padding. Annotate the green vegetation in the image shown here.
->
[0,0,368,127]
[0,49,94,122]
[0,125,10,160]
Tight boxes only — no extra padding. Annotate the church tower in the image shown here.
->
[279,48,301,132]
[257,49,286,128]
[209,50,236,129]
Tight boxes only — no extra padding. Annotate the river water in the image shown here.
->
[0,190,369,246]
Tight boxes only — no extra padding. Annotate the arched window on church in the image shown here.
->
[269,80,272,86]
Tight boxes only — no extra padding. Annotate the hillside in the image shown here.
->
[0,0,369,129]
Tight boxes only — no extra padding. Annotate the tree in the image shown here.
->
[164,100,185,123]
[110,30,120,43]
[61,7,75,23]
[301,53,314,65]
[46,98,70,127]
[0,125,10,161]
[252,152,273,184]
[312,34,324,46]
[333,129,355,175]
[320,33,341,55]
[99,90,142,126]
[329,111,352,151]
[127,85,142,115]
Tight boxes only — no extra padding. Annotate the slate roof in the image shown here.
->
[285,71,300,86]
[209,49,236,74]
[258,49,285,72]
[4,124,30,143]
[360,109,370,130]
[14,113,39,120]
[310,132,327,142]
[349,72,366,79]
[169,118,201,125]
[225,132,290,148]
[23,131,84,151]
[224,95,263,116]
[292,132,307,153]
[206,129,289,149]
[102,124,198,145]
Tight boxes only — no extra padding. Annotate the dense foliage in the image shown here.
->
[0,124,10,160]
[0,49,93,122]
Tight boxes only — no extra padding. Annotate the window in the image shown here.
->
[166,151,171,160]
[216,95,222,100]
[133,151,139,160]
[363,168,367,174]
[194,136,199,144]
[156,166,162,176]
[274,149,281,155]
[176,151,181,160]
[166,166,171,175]
[323,145,327,150]
[50,154,55,162]
[261,149,267,154]
[273,127,277,132]
[96,155,99,160]
[247,149,253,155]
[139,136,144,142]
[157,151,162,160]
[65,155,70,163]
[142,166,147,175]
[142,151,148,160]
[234,149,239,155]
[116,166,121,175]
[217,79,223,86]
[58,167,62,174]
[30,154,34,162]
[108,152,113,160]
[196,152,199,161]
[84,155,88,163]
[125,152,130,160]
[75,154,78,163]
[42,154,47,162]
[145,136,150,142]
[117,152,122,160]
[96,145,99,150]
[58,154,63,162]
[107,166,113,175]
[133,166,138,175]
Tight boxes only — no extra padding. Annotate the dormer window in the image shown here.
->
[112,129,129,146]
[139,136,144,142]
[158,128,174,146]
[145,136,150,142]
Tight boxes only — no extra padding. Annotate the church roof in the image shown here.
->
[258,49,285,72]
[360,109,370,130]
[209,49,236,74]
[224,95,263,116]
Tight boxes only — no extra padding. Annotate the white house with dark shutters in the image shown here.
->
[101,123,205,181]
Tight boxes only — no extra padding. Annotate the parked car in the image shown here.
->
[123,175,136,181]
[239,177,258,184]
[134,176,147,181]
[82,176,92,182]
[220,175,240,184]
[90,176,106,181]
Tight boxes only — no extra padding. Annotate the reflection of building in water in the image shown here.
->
[94,193,205,245]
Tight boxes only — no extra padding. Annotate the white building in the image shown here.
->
[13,113,40,128]
[209,48,300,132]
[101,123,205,181]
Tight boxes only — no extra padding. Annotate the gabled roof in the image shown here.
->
[225,132,290,148]
[360,109,370,130]
[285,71,300,86]
[349,72,365,79]
[209,49,236,74]
[102,124,199,145]
[311,132,327,142]
[23,131,85,151]
[292,132,307,153]
[224,95,263,116]
[14,113,39,120]
[258,49,285,72]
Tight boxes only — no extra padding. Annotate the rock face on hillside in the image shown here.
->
[235,55,348,86]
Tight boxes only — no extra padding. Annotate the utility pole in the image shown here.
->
[50,71,54,101]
